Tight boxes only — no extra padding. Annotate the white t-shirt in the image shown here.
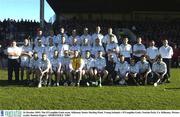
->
[91,33,104,46]
[159,45,173,59]
[115,61,129,76]
[94,57,106,70]
[50,57,61,71]
[7,46,22,59]
[103,34,118,44]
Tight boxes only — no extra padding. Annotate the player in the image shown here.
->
[91,38,105,58]
[115,55,129,85]
[80,27,92,46]
[82,50,94,86]
[33,38,45,59]
[133,37,146,62]
[136,55,152,85]
[28,52,40,85]
[58,35,69,57]
[69,37,81,57]
[34,30,46,46]
[91,26,104,46]
[119,37,132,63]
[103,27,118,45]
[60,50,71,86]
[49,50,61,86]
[159,39,173,83]
[106,35,119,55]
[81,38,92,58]
[20,38,33,81]
[127,58,139,85]
[56,27,68,45]
[68,29,81,45]
[69,50,84,86]
[152,56,167,86]
[45,37,57,60]
[93,51,108,87]
[37,53,51,88]
[146,40,159,66]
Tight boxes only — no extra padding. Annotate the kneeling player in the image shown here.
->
[152,56,167,86]
[127,58,139,85]
[82,50,94,86]
[93,51,108,87]
[28,52,40,85]
[69,50,84,86]
[37,53,51,88]
[60,50,71,86]
[137,55,152,85]
[115,55,129,85]
[49,50,61,86]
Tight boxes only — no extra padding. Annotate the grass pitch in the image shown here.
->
[0,69,180,110]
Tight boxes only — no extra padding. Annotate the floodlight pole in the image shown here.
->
[40,0,44,29]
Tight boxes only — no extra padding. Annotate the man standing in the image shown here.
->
[159,39,173,82]
[7,40,22,82]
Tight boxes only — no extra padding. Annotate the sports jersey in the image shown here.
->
[119,44,132,58]
[20,45,33,67]
[83,57,94,70]
[50,57,61,71]
[94,57,106,70]
[115,61,129,76]
[33,45,45,59]
[152,61,167,75]
[29,58,40,69]
[137,61,151,73]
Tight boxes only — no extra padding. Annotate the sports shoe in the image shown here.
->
[56,83,59,86]
[154,82,158,87]
[86,82,90,87]
[77,83,80,87]
[38,83,42,88]
[99,83,102,87]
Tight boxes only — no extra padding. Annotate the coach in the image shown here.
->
[7,40,22,82]
[159,39,173,83]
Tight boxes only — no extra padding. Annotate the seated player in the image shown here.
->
[49,50,61,86]
[28,52,40,86]
[60,50,71,86]
[82,50,94,86]
[137,55,152,85]
[93,51,108,87]
[127,58,139,86]
[37,53,51,88]
[115,55,129,85]
[152,55,167,87]
[69,50,84,86]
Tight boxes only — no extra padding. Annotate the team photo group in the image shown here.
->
[6,26,173,88]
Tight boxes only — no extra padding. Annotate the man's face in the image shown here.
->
[83,38,88,45]
[163,40,168,46]
[157,58,162,63]
[42,54,47,60]
[130,59,135,65]
[72,38,77,45]
[74,51,79,57]
[98,51,102,57]
[95,38,100,45]
[108,28,113,34]
[24,39,29,45]
[38,30,43,36]
[137,37,142,44]
[120,56,125,62]
[12,41,16,47]
[150,41,155,46]
[60,28,64,33]
[72,30,76,36]
[85,52,91,58]
[141,56,146,62]
[64,51,68,57]
[38,40,42,46]
[54,51,58,57]
[123,38,128,44]
[34,53,38,59]
[50,31,54,36]
[96,26,101,33]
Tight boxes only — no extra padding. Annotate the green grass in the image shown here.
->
[0,69,180,110]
